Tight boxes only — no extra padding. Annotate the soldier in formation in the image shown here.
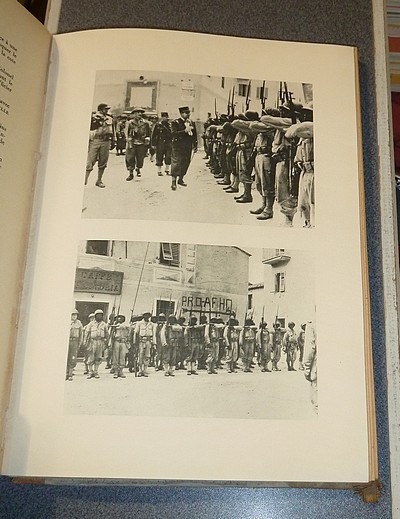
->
[134,311,156,377]
[66,309,83,381]
[84,309,109,379]
[66,308,311,379]
[110,314,131,378]
[203,97,314,228]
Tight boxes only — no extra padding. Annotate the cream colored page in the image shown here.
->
[0,0,51,460]
[3,29,370,483]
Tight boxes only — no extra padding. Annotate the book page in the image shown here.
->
[0,0,51,461]
[2,29,373,484]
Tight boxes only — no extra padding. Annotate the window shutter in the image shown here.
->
[161,243,173,261]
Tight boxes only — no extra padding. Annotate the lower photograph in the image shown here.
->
[65,239,317,420]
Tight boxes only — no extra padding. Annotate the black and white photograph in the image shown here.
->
[65,240,317,420]
[83,71,314,228]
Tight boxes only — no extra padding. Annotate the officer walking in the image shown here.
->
[151,112,172,176]
[125,107,151,180]
[170,106,198,190]
[85,103,115,188]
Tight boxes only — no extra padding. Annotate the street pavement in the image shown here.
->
[64,359,316,420]
[82,150,305,228]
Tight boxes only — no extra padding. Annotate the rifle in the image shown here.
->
[245,80,251,110]
[129,242,149,376]
[283,82,297,124]
[227,89,231,117]
[214,98,217,119]
[282,82,300,198]
[231,86,235,117]
[260,81,266,111]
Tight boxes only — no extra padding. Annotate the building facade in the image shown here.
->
[74,240,250,326]
[248,248,315,330]
[93,70,312,125]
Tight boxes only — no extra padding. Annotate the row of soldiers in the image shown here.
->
[67,308,309,381]
[202,100,314,227]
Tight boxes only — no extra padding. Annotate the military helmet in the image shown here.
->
[301,102,313,122]
[158,313,167,322]
[199,315,208,324]
[178,316,186,325]
[94,309,104,316]
[97,103,110,111]
[262,106,280,117]
[288,321,295,328]
[168,315,178,325]
[189,316,198,325]
[131,106,145,113]
[244,110,259,121]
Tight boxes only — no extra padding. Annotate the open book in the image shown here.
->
[0,0,378,500]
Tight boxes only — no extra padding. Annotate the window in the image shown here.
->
[156,299,175,317]
[238,83,250,97]
[160,243,180,267]
[221,77,225,89]
[275,248,285,256]
[256,85,268,100]
[248,293,253,309]
[274,272,286,293]
[86,240,109,256]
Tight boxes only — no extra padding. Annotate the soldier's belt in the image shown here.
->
[256,146,272,156]
[139,336,151,342]
[115,338,128,342]
[237,143,252,149]
[272,151,289,162]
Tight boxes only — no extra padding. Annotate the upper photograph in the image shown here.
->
[83,70,314,228]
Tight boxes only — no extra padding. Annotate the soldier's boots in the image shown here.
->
[236,183,253,203]
[177,178,187,187]
[96,169,106,188]
[250,196,266,215]
[171,178,177,191]
[85,170,91,186]
[136,168,141,177]
[283,215,294,227]
[126,170,134,181]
